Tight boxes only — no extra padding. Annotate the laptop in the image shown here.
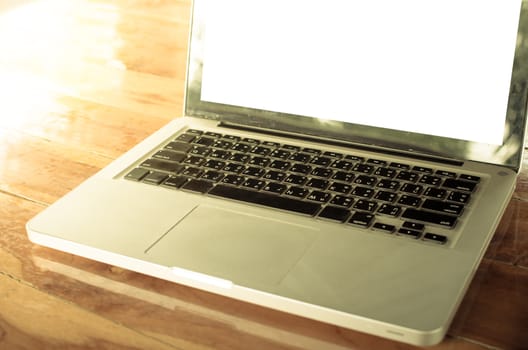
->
[27,0,528,346]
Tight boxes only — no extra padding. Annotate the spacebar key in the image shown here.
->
[209,185,321,216]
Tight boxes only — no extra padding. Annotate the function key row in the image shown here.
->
[177,130,481,184]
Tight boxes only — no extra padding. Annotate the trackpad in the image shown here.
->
[146,205,319,287]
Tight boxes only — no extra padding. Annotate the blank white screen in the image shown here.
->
[200,0,521,145]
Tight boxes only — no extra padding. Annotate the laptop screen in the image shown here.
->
[186,0,528,170]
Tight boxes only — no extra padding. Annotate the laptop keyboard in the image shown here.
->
[125,129,481,245]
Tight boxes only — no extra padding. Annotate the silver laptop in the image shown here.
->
[27,0,528,346]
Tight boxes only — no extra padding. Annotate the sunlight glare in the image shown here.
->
[0,0,124,130]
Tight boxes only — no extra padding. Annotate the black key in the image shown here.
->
[436,170,456,178]
[332,171,354,182]
[352,186,374,198]
[345,155,364,162]
[460,174,481,182]
[398,195,422,207]
[306,178,329,190]
[348,212,374,227]
[182,179,214,193]
[248,156,270,167]
[242,166,265,177]
[262,141,280,147]
[377,179,400,190]
[184,155,205,166]
[390,162,410,170]
[310,156,332,166]
[375,167,396,178]
[222,134,241,142]
[221,174,245,186]
[194,137,215,146]
[148,161,177,175]
[306,190,331,203]
[204,131,222,138]
[164,141,193,153]
[423,233,448,244]
[367,158,387,166]
[303,147,321,154]
[396,171,419,182]
[290,163,313,174]
[282,144,301,151]
[424,187,447,199]
[289,153,312,163]
[210,149,232,159]
[419,175,442,186]
[330,195,354,208]
[212,140,234,150]
[263,182,287,194]
[377,204,401,217]
[242,137,260,144]
[186,129,203,135]
[413,166,433,174]
[318,206,351,222]
[232,143,252,152]
[398,228,421,239]
[203,159,226,170]
[269,160,291,171]
[242,178,266,190]
[352,163,374,174]
[285,186,309,198]
[285,174,307,185]
[270,149,291,159]
[448,191,471,204]
[263,170,287,182]
[250,146,272,156]
[374,190,397,203]
[162,175,188,189]
[152,150,186,163]
[401,183,424,195]
[402,209,457,228]
[189,146,210,156]
[229,153,250,163]
[372,222,396,233]
[209,185,321,216]
[402,221,425,231]
[354,175,377,186]
[323,151,343,158]
[223,163,245,173]
[353,199,377,212]
[422,199,464,215]
[311,167,333,178]
[201,170,224,182]
[442,178,477,192]
[328,182,352,194]
[175,133,197,143]
[181,166,202,177]
[125,168,150,181]
[142,171,169,185]
[331,160,353,171]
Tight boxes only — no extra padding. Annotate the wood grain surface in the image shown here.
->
[1,1,527,349]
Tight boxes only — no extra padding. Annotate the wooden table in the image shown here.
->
[1,1,527,349]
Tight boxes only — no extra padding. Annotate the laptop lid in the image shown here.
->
[184,0,528,172]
